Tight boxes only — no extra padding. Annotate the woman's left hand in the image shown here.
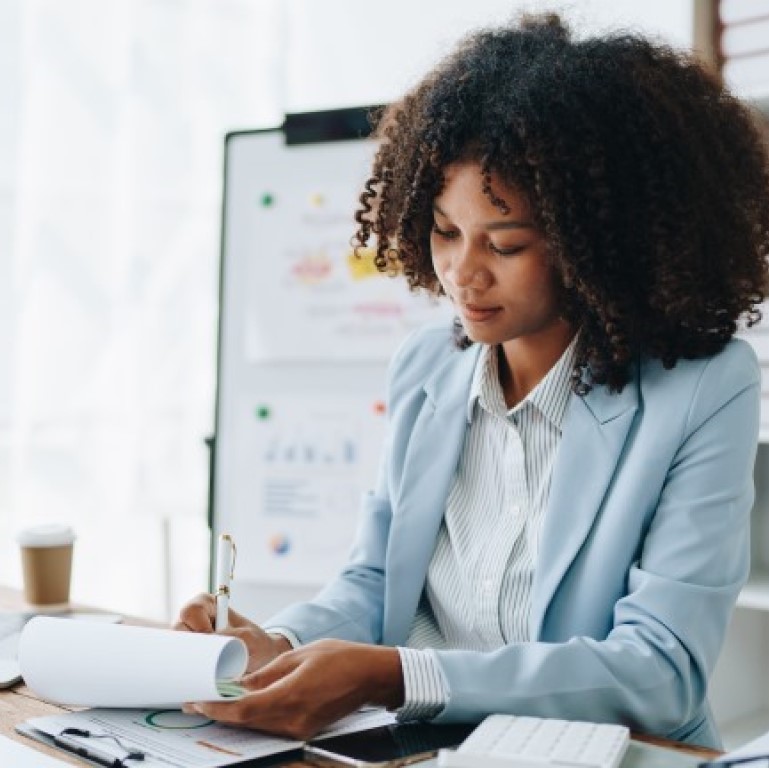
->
[184,639,405,740]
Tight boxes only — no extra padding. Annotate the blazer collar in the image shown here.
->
[383,343,481,646]
[580,366,640,425]
[529,365,640,636]
[423,343,484,413]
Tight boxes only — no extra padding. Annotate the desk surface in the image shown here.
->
[0,585,719,767]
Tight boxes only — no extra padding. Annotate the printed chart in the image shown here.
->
[229,394,388,584]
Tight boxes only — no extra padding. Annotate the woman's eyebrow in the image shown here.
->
[433,203,534,230]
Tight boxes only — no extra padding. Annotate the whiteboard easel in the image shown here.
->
[210,107,450,619]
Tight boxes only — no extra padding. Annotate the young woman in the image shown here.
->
[176,15,769,748]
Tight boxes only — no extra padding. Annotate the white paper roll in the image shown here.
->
[19,617,247,708]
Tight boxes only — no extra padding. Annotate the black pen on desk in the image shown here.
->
[215,534,237,631]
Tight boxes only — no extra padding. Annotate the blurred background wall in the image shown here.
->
[0,0,695,620]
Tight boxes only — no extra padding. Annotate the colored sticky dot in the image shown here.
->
[255,405,271,420]
[372,400,386,416]
[269,534,291,556]
[309,193,324,207]
[260,193,275,207]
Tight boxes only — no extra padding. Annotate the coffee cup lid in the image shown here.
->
[16,524,76,548]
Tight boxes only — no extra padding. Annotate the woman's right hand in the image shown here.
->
[173,593,291,674]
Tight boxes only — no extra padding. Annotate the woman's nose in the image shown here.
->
[449,245,491,289]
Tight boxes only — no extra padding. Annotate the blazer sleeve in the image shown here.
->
[429,344,759,743]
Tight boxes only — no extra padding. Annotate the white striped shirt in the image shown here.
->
[396,338,577,721]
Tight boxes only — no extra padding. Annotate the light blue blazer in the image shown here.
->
[265,324,760,748]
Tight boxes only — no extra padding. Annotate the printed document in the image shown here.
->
[19,617,247,708]
[19,707,397,767]
[0,734,71,767]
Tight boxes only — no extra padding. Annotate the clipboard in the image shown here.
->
[16,719,302,768]
[15,706,398,768]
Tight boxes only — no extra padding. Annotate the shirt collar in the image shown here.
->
[467,336,578,430]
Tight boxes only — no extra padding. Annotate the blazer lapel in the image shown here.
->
[382,344,482,646]
[529,369,639,638]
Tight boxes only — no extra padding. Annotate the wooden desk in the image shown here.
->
[1,585,89,764]
[0,586,720,767]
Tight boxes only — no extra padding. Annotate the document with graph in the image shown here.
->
[17,707,396,768]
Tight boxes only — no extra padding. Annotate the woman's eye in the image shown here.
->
[432,225,459,240]
[490,243,524,256]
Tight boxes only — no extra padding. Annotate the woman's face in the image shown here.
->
[431,161,565,348]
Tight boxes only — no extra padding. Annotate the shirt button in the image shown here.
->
[483,579,494,592]
[511,505,521,516]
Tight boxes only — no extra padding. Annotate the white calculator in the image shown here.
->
[437,714,630,768]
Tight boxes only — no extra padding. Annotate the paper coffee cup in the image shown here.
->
[16,524,76,609]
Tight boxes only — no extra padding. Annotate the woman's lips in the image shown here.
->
[460,304,502,322]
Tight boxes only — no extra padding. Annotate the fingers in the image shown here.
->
[187,686,319,740]
[241,651,301,690]
[183,642,375,741]
[223,607,255,629]
[173,595,258,635]
[174,596,282,675]
[185,688,280,729]
[172,593,216,632]
[184,654,318,736]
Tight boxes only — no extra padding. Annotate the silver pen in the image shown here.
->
[215,534,236,631]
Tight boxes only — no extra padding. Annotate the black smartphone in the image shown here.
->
[304,722,476,768]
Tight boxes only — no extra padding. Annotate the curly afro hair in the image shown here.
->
[353,13,769,393]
